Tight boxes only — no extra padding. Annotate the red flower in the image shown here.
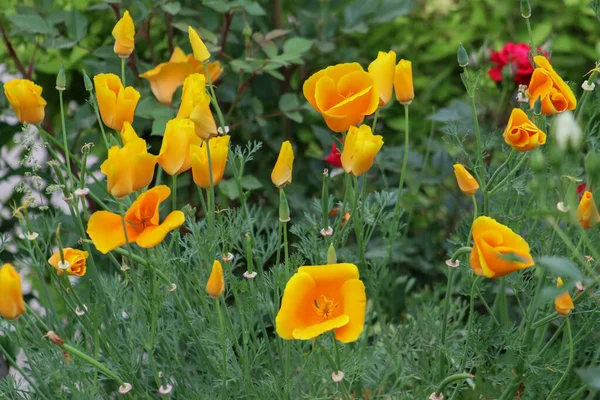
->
[324,140,342,168]
[489,42,535,86]
[578,184,592,199]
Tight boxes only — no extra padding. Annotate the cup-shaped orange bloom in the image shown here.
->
[158,118,202,176]
[368,51,396,106]
[394,59,414,104]
[101,126,157,198]
[577,191,600,229]
[177,74,217,140]
[554,277,574,316]
[206,260,225,298]
[190,135,230,188]
[341,124,383,177]
[0,264,26,320]
[188,26,210,62]
[453,164,479,195]
[502,108,546,151]
[470,216,534,278]
[48,248,88,277]
[87,185,185,254]
[303,63,379,132]
[271,141,294,188]
[3,79,47,124]
[94,73,141,130]
[526,56,576,115]
[276,263,366,343]
[139,47,224,106]
[112,10,135,57]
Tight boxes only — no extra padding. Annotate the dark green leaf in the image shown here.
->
[66,10,88,41]
[161,2,182,15]
[537,256,584,281]
[8,14,57,35]
[576,366,600,389]
[283,38,314,55]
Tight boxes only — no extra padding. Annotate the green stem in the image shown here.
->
[467,194,478,244]
[204,63,226,130]
[58,90,74,188]
[439,267,456,378]
[575,67,599,122]
[525,17,536,57]
[314,338,351,400]
[489,154,529,196]
[371,108,379,131]
[0,341,51,400]
[321,170,329,230]
[215,298,228,389]
[435,373,473,397]
[546,318,574,399]
[486,149,516,191]
[121,57,126,86]
[351,175,366,267]
[62,343,125,385]
[283,221,289,272]
[533,312,560,329]
[476,285,501,327]
[276,221,283,267]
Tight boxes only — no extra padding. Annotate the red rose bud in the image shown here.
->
[324,140,342,168]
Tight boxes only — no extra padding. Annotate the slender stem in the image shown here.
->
[386,104,410,261]
[435,373,473,397]
[546,318,574,399]
[489,154,529,196]
[476,285,501,327]
[204,63,226,130]
[533,312,560,329]
[58,91,74,188]
[439,267,456,378]
[371,108,380,131]
[0,341,51,400]
[276,221,283,267]
[314,338,351,400]
[121,57,126,86]
[486,149,516,191]
[283,221,289,272]
[321,170,329,230]
[575,67,599,121]
[351,175,366,267]
[525,17,536,57]
[215,298,228,389]
[467,194,478,244]
[62,343,125,385]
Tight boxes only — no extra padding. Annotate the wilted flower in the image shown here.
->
[276,263,366,343]
[303,63,379,132]
[87,186,185,254]
[470,216,534,278]
[4,79,47,124]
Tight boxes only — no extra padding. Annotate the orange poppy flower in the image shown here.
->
[526,56,576,115]
[502,108,546,151]
[206,260,225,298]
[453,164,479,195]
[276,263,366,343]
[577,191,600,229]
[0,264,26,320]
[86,185,185,254]
[3,79,47,124]
[554,277,574,316]
[48,248,89,277]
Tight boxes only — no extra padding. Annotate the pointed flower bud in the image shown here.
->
[327,243,337,264]
[554,277,574,316]
[457,43,469,67]
[279,189,290,223]
[206,260,225,298]
[520,0,531,18]
[453,164,479,195]
[56,63,66,91]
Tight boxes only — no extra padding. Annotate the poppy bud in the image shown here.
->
[457,43,469,67]
[56,63,66,91]
[520,0,531,18]
[206,260,225,298]
[279,189,290,223]
[327,243,337,264]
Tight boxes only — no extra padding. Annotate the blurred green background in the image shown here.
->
[0,0,598,277]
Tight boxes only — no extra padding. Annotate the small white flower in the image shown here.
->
[585,255,594,264]
[429,393,443,400]
[553,111,582,152]
[217,126,230,135]
[158,384,173,395]
[121,262,130,272]
[26,232,39,241]
[331,370,344,383]
[320,226,334,237]
[516,92,529,103]
[74,188,90,197]
[75,305,87,316]
[445,259,460,268]
[582,80,595,91]
[575,281,584,292]
[243,271,257,280]
[222,253,234,262]
[62,195,74,202]
[169,283,177,292]
[121,311,129,319]
[118,383,133,394]
[556,202,570,213]
[323,168,329,177]
[58,260,70,270]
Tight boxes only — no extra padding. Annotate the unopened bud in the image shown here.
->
[82,69,93,92]
[520,0,531,18]
[56,63,66,91]
[327,243,337,264]
[242,23,252,38]
[457,43,469,67]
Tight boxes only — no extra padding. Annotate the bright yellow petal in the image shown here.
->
[292,314,350,340]
[276,271,317,339]
[87,211,137,254]
[334,279,366,343]
[298,263,359,285]
[188,26,210,62]
[135,211,185,248]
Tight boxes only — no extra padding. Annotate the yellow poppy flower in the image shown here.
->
[276,263,366,343]
[554,277,574,316]
[158,118,202,176]
[368,51,396,106]
[48,248,89,277]
[394,59,414,104]
[340,125,384,177]
[188,26,210,62]
[87,185,185,254]
[271,141,294,188]
[177,74,217,140]
[577,191,600,229]
[206,260,225,298]
[453,164,479,195]
[189,135,230,188]
[112,10,135,57]
[93,73,140,130]
[3,79,47,124]
[0,264,26,320]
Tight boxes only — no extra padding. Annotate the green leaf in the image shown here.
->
[65,9,88,41]
[278,93,299,112]
[219,179,240,200]
[241,175,262,191]
[283,37,314,54]
[537,256,584,282]
[576,366,600,390]
[233,1,266,16]
[151,117,171,136]
[203,1,231,13]
[42,37,78,49]
[8,14,57,35]
[161,2,182,15]
[136,97,177,120]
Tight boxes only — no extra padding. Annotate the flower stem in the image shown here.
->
[58,90,74,188]
[386,103,410,262]
[0,341,51,400]
[204,63,226,131]
[439,267,456,379]
[533,312,560,329]
[435,373,473,397]
[283,221,289,273]
[546,317,574,399]
[314,338,351,400]
[121,57,126,86]
[489,154,529,196]
[467,194,478,244]
[215,297,228,395]
[62,343,125,385]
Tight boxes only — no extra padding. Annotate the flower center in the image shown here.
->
[313,295,338,320]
